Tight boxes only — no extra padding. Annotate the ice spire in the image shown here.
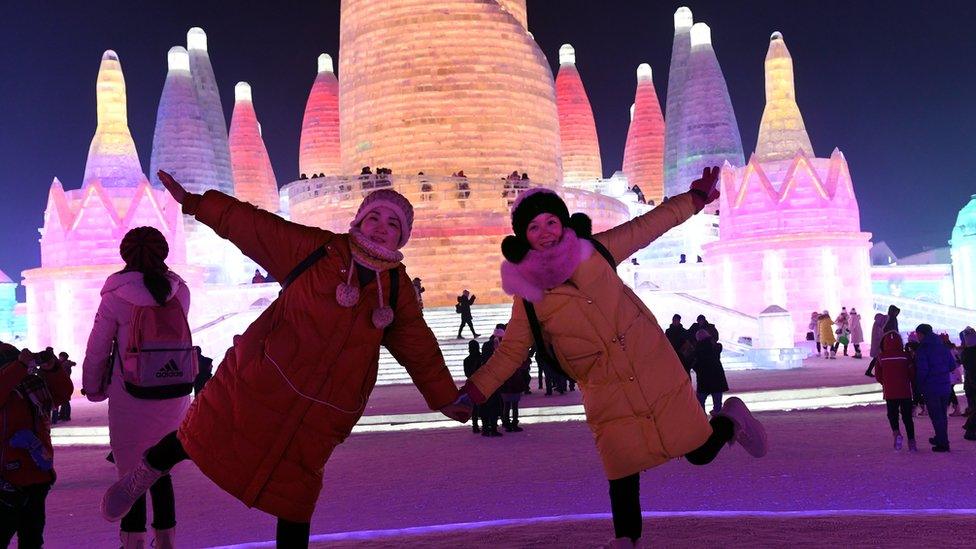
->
[187,27,235,194]
[672,22,744,197]
[149,46,218,195]
[622,64,665,204]
[755,32,814,162]
[663,7,694,198]
[299,53,340,177]
[229,82,279,212]
[82,50,148,188]
[555,43,602,182]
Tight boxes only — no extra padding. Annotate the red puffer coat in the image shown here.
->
[875,333,915,400]
[176,191,459,522]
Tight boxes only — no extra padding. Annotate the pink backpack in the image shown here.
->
[120,297,198,399]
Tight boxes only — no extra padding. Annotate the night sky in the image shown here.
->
[2,1,974,295]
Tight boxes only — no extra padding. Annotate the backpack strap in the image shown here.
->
[280,243,330,294]
[523,299,575,380]
[588,237,616,269]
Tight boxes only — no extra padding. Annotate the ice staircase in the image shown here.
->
[872,294,976,336]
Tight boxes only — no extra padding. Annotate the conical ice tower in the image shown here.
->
[622,64,665,204]
[299,54,341,178]
[555,44,602,183]
[673,23,744,196]
[149,46,218,194]
[82,51,148,189]
[663,7,693,198]
[755,32,814,162]
[187,27,234,194]
[230,82,279,212]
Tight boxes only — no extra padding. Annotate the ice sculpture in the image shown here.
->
[950,195,976,309]
[556,44,603,183]
[622,64,665,205]
[229,82,280,213]
[299,54,341,178]
[187,27,235,194]
[663,7,693,199]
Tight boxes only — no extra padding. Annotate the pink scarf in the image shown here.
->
[500,229,594,303]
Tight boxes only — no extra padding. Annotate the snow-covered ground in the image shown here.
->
[43,403,975,548]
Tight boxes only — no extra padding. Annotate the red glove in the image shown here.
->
[689,166,721,211]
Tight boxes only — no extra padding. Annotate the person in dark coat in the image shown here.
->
[960,327,976,419]
[690,329,729,415]
[500,358,530,432]
[914,324,954,452]
[478,327,505,437]
[456,289,480,339]
[193,347,214,398]
[665,314,692,375]
[462,340,482,433]
[693,315,720,345]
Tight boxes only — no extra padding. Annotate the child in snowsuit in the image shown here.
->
[875,332,916,451]
[460,168,767,547]
[102,171,469,547]
[0,345,73,548]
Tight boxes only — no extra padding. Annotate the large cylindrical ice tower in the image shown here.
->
[337,0,562,183]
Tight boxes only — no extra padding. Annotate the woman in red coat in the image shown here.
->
[102,171,471,547]
[875,332,917,451]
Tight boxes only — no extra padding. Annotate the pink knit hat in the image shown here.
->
[350,189,414,249]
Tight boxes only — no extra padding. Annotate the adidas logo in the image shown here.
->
[154,360,184,379]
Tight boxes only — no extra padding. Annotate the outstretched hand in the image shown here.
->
[689,166,721,204]
[157,170,188,204]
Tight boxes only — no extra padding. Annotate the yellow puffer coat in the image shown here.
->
[469,193,712,480]
[818,316,837,346]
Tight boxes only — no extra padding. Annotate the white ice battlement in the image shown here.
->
[690,23,712,47]
[167,47,190,71]
[674,7,693,30]
[187,27,207,51]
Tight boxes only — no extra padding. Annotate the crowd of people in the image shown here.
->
[808,306,866,359]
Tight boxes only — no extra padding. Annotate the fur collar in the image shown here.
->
[500,229,594,303]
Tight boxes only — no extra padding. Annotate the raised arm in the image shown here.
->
[593,167,719,264]
[160,170,327,281]
[464,299,533,403]
[382,270,459,410]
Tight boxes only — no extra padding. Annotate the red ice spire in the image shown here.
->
[622,64,665,204]
[299,54,340,178]
[555,44,603,183]
[229,82,279,212]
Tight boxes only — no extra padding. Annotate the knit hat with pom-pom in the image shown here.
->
[501,188,592,263]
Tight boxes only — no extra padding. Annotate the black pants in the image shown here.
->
[965,380,976,412]
[501,398,520,427]
[0,482,51,548]
[120,474,176,532]
[885,399,915,439]
[147,432,311,547]
[865,357,877,376]
[457,317,476,337]
[607,416,734,541]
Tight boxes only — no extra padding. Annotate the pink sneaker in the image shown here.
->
[101,457,166,521]
[718,397,768,457]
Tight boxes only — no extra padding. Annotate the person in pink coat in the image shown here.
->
[82,227,190,549]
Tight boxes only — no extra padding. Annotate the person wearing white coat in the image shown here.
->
[82,227,190,549]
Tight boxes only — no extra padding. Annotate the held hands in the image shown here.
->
[689,166,721,205]
[439,392,474,423]
[157,170,188,204]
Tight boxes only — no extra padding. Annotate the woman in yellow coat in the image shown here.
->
[462,168,767,548]
[818,311,838,358]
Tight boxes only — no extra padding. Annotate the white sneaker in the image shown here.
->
[102,457,166,522]
[718,397,768,457]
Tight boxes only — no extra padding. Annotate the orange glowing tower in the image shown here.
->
[338,0,562,182]
[622,64,665,204]
[555,44,602,183]
[299,53,341,178]
[229,82,279,212]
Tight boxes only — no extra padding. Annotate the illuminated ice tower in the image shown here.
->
[229,82,279,213]
[299,54,341,178]
[673,23,744,199]
[187,27,235,194]
[704,32,872,338]
[555,44,602,184]
[622,64,665,205]
[950,195,976,309]
[663,7,693,199]
[337,0,562,183]
[22,51,199,360]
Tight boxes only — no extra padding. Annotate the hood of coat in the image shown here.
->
[100,270,186,306]
[500,228,594,303]
[880,332,905,354]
